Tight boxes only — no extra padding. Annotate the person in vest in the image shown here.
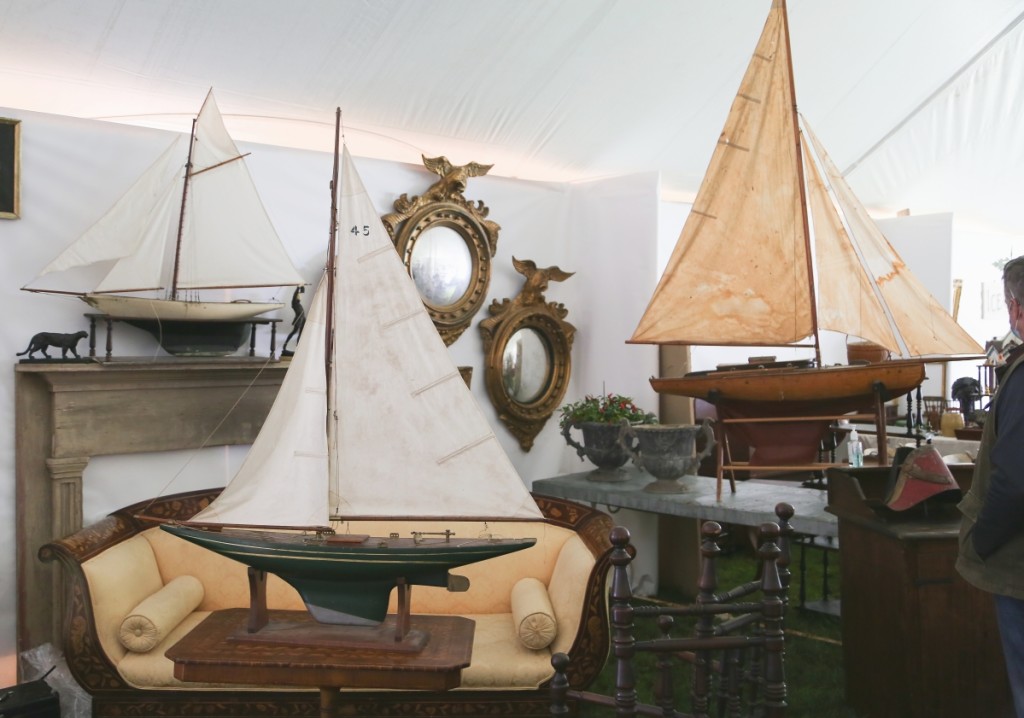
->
[957,255,1024,717]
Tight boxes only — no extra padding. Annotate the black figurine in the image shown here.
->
[281,286,307,357]
[16,330,88,360]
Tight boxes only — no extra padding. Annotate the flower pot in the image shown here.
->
[562,421,632,481]
[619,419,715,493]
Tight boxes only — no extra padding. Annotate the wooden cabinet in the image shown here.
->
[827,467,1011,718]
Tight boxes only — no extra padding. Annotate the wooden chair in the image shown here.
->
[551,502,794,718]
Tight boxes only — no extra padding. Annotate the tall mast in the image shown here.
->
[170,117,198,300]
[325,108,341,439]
[779,0,822,366]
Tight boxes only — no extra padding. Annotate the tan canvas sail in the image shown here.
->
[630,0,813,347]
[803,121,983,357]
[191,146,542,527]
[802,130,901,352]
[631,0,980,361]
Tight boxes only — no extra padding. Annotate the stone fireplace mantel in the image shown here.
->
[15,357,287,653]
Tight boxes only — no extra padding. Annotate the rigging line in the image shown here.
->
[843,7,1024,176]
[138,352,278,514]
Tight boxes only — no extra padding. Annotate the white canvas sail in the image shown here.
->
[26,89,303,300]
[178,92,303,291]
[190,146,541,527]
[34,138,185,293]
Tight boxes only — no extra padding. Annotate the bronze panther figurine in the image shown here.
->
[16,330,89,360]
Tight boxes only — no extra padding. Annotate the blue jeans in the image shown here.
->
[996,594,1024,717]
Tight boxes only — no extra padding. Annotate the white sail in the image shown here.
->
[178,91,304,291]
[35,138,184,293]
[27,89,303,300]
[191,146,541,527]
[190,276,331,527]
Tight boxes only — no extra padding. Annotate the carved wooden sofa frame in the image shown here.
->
[40,490,613,718]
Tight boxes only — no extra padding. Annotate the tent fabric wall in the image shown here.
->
[0,0,1023,233]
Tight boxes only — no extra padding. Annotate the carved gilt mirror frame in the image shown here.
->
[480,258,575,451]
[383,155,500,345]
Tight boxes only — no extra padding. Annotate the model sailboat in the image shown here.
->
[629,0,982,466]
[24,89,304,355]
[162,112,539,628]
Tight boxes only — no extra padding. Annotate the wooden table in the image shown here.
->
[167,609,475,717]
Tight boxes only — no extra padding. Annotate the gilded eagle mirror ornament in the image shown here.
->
[382,155,499,345]
[480,258,575,451]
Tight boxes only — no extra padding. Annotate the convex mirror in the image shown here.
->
[383,155,499,345]
[480,257,575,451]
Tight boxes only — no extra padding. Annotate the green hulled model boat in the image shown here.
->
[162,111,539,629]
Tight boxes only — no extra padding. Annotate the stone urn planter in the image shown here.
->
[562,421,633,481]
[559,393,658,482]
[620,419,715,493]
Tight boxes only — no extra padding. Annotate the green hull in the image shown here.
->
[161,524,535,624]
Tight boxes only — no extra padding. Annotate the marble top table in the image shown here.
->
[532,467,836,538]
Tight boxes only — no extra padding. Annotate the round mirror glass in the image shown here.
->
[410,226,473,307]
[501,328,551,403]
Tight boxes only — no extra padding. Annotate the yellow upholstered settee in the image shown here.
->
[40,489,613,718]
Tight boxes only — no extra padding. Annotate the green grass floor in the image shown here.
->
[581,532,854,717]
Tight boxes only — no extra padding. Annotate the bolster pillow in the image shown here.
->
[510,577,557,650]
[118,575,205,653]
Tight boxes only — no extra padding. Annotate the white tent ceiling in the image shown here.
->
[2,0,1024,234]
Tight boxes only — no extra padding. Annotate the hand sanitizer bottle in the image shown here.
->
[848,428,864,468]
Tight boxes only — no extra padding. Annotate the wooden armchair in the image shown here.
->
[551,502,794,718]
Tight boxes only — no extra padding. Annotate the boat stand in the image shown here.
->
[84,313,282,360]
[242,568,428,651]
[714,381,898,500]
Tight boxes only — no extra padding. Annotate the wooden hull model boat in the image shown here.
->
[630,0,982,470]
[652,359,926,405]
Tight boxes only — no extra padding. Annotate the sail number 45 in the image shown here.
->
[350,225,370,236]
